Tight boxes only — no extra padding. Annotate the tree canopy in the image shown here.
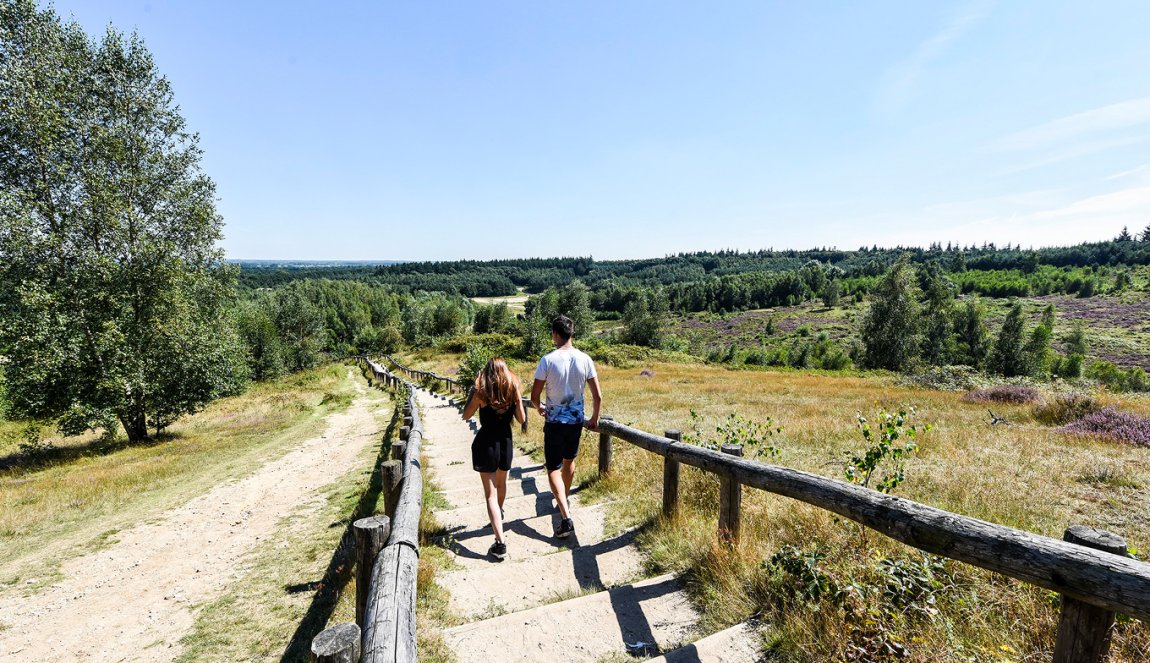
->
[0,0,245,440]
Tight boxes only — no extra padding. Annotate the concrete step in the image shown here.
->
[443,573,697,663]
[429,502,612,570]
[430,459,548,489]
[443,528,645,620]
[433,489,564,528]
[643,622,762,662]
[435,473,551,509]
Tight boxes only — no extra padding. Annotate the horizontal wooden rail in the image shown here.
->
[375,354,464,393]
[598,418,1150,626]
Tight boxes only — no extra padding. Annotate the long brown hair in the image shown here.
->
[474,358,518,412]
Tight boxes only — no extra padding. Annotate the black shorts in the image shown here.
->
[543,422,583,471]
[472,435,513,473]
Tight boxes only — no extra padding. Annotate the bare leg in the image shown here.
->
[561,459,576,499]
[481,472,505,543]
[495,468,507,513]
[548,469,570,519]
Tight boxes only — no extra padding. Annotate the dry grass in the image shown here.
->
[0,363,365,594]
[403,352,1150,661]
[176,368,395,662]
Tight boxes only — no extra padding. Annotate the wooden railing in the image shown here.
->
[309,357,426,663]
[596,418,1150,663]
[375,354,464,395]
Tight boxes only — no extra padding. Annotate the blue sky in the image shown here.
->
[59,1,1150,261]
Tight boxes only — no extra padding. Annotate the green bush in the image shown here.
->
[1087,361,1150,393]
[457,343,498,389]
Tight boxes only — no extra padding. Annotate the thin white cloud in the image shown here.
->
[853,183,1150,249]
[1106,164,1150,181]
[991,97,1150,152]
[994,133,1150,175]
[874,1,993,114]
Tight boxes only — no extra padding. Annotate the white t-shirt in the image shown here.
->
[534,347,597,424]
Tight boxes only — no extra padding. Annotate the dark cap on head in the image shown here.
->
[551,315,574,341]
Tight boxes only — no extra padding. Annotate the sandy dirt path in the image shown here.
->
[0,370,382,662]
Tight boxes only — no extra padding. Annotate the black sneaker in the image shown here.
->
[488,540,507,560]
[555,517,575,539]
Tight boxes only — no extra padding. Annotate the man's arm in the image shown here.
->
[585,377,602,431]
[530,379,546,417]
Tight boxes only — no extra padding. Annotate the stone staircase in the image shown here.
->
[414,388,762,662]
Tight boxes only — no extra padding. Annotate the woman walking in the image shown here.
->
[461,358,526,560]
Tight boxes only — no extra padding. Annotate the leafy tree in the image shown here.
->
[236,298,286,381]
[0,2,246,441]
[952,298,990,368]
[917,262,956,366]
[620,290,669,347]
[820,280,842,308]
[860,256,921,371]
[473,301,512,334]
[273,288,325,372]
[989,303,1027,377]
[799,260,827,301]
[1064,320,1089,356]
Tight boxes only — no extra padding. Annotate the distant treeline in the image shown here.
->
[240,236,1150,316]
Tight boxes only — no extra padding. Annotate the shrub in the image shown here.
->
[1060,408,1150,447]
[457,343,498,388]
[1032,394,1101,426]
[439,333,519,357]
[1087,361,1150,393]
[1052,353,1084,379]
[961,385,1042,405]
[901,365,981,391]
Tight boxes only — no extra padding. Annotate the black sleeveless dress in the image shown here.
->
[472,403,514,473]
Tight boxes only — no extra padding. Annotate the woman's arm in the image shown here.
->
[461,387,482,420]
[513,384,527,427]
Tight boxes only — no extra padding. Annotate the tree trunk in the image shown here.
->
[119,411,150,442]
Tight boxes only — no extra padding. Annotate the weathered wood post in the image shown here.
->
[354,515,391,628]
[310,622,360,663]
[380,459,403,520]
[1052,525,1130,663]
[598,415,614,477]
[718,444,744,541]
[662,430,682,518]
[392,438,408,463]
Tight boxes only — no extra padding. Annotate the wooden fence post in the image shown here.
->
[1052,525,1129,663]
[380,459,403,519]
[598,415,614,477]
[663,430,682,519]
[310,622,360,663]
[354,515,391,628]
[718,444,744,541]
[392,439,407,462]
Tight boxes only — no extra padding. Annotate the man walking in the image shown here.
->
[531,315,602,539]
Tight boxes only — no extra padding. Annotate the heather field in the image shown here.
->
[666,289,1150,374]
[399,351,1150,661]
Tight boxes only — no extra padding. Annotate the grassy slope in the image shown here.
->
[402,352,1150,661]
[0,363,364,595]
